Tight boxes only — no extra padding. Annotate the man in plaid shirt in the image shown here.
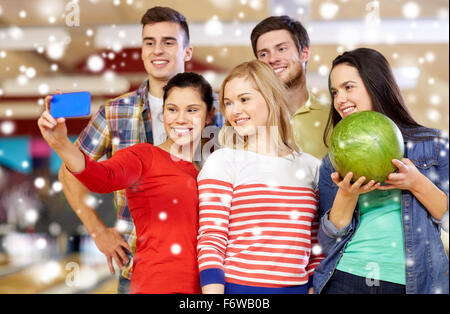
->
[58,6,223,293]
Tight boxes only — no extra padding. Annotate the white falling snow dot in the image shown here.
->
[252,227,262,236]
[171,243,181,255]
[402,2,420,19]
[1,121,15,135]
[427,109,441,122]
[17,75,28,86]
[249,0,263,10]
[112,137,120,145]
[429,94,441,106]
[47,42,65,60]
[25,67,36,78]
[204,16,223,36]
[22,161,29,169]
[406,258,414,267]
[318,65,329,76]
[159,212,167,221]
[87,55,105,72]
[295,169,306,180]
[425,52,435,63]
[19,10,27,18]
[312,245,322,255]
[52,181,63,192]
[38,84,49,95]
[36,238,47,250]
[84,195,98,208]
[25,209,38,224]
[319,2,339,19]
[34,177,46,189]
[290,210,301,220]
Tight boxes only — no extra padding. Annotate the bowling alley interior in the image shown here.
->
[0,0,448,294]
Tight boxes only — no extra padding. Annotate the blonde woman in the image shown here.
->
[197,60,324,294]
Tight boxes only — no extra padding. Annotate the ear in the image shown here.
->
[205,106,216,126]
[184,45,193,62]
[300,46,310,64]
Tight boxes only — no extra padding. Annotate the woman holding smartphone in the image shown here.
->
[38,72,215,294]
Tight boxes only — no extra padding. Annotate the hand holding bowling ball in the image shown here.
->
[328,111,405,184]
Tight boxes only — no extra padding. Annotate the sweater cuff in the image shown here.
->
[199,268,225,287]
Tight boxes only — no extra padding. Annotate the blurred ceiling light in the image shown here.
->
[0,27,68,50]
[402,2,421,19]
[319,2,339,19]
[204,15,224,37]
[1,75,130,96]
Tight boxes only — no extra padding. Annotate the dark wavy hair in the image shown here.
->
[163,72,213,112]
[323,47,428,146]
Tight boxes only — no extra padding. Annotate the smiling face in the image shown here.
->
[223,76,269,137]
[330,63,374,118]
[141,21,192,83]
[163,87,208,147]
[255,29,309,87]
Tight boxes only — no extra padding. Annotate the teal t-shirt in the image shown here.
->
[336,189,406,285]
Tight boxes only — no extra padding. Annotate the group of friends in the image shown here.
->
[37,6,449,294]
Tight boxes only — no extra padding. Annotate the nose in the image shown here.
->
[153,42,164,55]
[268,51,281,65]
[174,110,188,124]
[231,102,243,116]
[335,90,347,106]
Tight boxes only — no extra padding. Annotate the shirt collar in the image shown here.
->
[138,79,150,112]
[292,90,323,117]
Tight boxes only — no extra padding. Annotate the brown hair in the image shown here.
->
[250,15,310,58]
[141,6,190,47]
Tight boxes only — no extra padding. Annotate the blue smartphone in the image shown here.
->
[50,91,91,118]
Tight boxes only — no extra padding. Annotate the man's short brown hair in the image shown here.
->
[141,6,190,47]
[250,16,310,57]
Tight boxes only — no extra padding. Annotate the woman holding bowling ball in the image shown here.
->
[313,47,448,294]
[197,60,324,294]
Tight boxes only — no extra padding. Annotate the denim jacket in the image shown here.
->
[313,127,449,294]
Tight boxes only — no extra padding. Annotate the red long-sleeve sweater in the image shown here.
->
[71,143,201,294]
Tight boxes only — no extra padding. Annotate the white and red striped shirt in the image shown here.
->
[197,148,324,289]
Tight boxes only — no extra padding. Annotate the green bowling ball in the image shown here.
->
[329,111,404,184]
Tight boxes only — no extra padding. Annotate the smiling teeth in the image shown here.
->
[172,128,191,136]
[153,61,168,64]
[273,67,286,73]
[235,118,250,125]
[343,107,355,113]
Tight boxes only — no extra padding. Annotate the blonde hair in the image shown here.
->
[218,60,300,155]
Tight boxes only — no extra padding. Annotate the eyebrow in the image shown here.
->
[256,41,290,55]
[330,80,358,89]
[165,103,201,107]
[143,36,178,41]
